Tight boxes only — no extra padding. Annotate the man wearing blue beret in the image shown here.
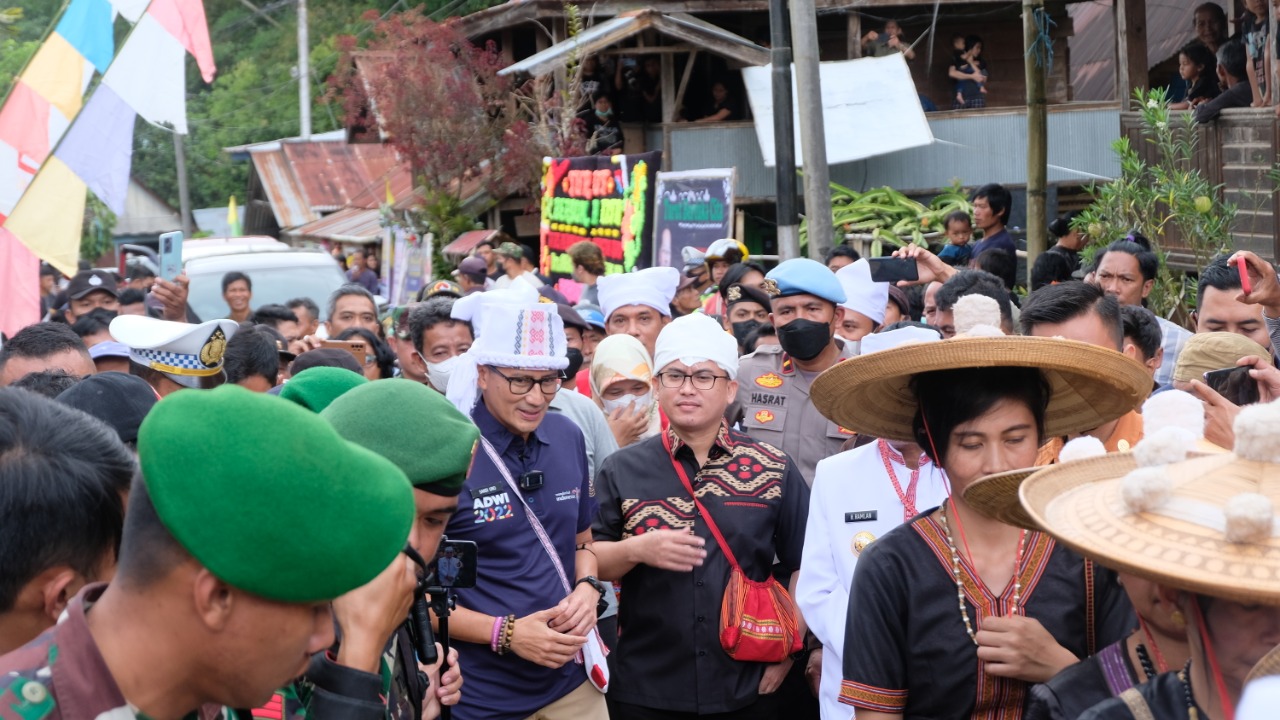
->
[729,258,856,485]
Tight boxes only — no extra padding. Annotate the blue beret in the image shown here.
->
[765,258,847,305]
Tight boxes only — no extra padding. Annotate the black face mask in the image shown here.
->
[776,318,831,361]
[564,347,585,379]
[731,320,764,348]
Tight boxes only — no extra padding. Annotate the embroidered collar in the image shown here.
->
[666,421,734,459]
[879,439,932,469]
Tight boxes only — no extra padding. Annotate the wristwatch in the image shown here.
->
[575,576,609,617]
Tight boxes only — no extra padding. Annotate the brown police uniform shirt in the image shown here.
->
[728,341,858,485]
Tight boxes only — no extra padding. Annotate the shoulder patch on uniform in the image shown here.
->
[755,372,783,389]
[754,409,775,424]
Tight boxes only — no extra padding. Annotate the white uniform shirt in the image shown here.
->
[796,439,950,720]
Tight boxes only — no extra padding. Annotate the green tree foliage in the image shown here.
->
[4,0,509,218]
[1074,89,1235,323]
[133,0,407,212]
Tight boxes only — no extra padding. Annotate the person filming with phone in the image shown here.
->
[1172,332,1277,450]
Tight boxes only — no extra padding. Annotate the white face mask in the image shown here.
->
[426,355,461,393]
[601,390,653,415]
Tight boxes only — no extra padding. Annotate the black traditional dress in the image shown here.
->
[1078,670,1203,720]
[1026,639,1152,720]
[841,507,1134,720]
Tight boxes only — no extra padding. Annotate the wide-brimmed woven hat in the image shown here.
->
[967,391,1226,530]
[811,335,1152,443]
[1022,402,1280,605]
[965,467,1040,528]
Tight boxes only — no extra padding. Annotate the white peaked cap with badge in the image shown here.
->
[654,312,739,380]
[109,316,239,389]
[835,259,888,325]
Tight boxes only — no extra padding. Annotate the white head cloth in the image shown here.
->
[835,259,888,325]
[445,301,569,415]
[598,267,680,322]
[450,283,541,328]
[859,325,943,355]
[653,313,739,380]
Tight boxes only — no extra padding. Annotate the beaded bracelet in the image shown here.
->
[490,616,504,653]
[499,614,516,655]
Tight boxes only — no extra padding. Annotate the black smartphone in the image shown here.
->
[430,539,478,589]
[867,257,920,284]
[1203,365,1259,406]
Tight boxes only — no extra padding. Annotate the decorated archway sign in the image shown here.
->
[538,151,662,280]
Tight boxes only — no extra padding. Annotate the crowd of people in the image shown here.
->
[8,184,1280,720]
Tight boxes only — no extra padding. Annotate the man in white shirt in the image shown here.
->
[795,326,950,720]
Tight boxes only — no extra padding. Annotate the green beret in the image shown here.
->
[322,379,479,496]
[280,366,367,413]
[138,385,413,603]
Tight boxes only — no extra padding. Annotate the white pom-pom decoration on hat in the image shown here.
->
[1121,467,1173,513]
[1132,426,1196,468]
[965,324,1005,338]
[1059,436,1106,463]
[1233,401,1280,464]
[1224,493,1275,544]
[953,294,1003,336]
[1141,390,1205,437]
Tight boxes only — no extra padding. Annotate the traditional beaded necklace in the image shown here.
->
[1135,644,1158,681]
[939,503,1026,645]
[1179,661,1200,720]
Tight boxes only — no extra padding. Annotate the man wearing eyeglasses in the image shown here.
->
[441,301,610,720]
[591,312,810,719]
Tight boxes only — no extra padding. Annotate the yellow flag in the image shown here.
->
[385,178,395,206]
[227,195,242,236]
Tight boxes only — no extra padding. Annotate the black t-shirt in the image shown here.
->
[580,111,624,153]
[1030,245,1081,291]
[710,94,744,121]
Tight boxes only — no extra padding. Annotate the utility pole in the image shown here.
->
[174,132,195,236]
[770,0,799,260]
[789,0,833,260]
[298,0,312,139]
[1023,0,1047,280]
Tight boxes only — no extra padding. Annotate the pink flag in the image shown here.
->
[0,229,42,337]
[148,0,216,83]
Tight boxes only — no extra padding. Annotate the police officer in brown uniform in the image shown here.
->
[730,258,856,485]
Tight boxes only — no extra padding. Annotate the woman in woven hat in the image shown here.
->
[970,391,1210,720]
[810,302,1152,720]
[1021,402,1280,719]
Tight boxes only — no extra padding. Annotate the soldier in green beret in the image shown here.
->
[0,385,416,720]
[299,378,480,720]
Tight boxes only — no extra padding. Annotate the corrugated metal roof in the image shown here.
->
[286,207,385,244]
[1069,0,1195,102]
[498,11,768,78]
[251,151,318,228]
[237,132,414,231]
[443,229,500,256]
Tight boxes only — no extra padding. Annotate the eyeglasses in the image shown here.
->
[655,370,729,390]
[487,366,563,395]
[363,354,377,366]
